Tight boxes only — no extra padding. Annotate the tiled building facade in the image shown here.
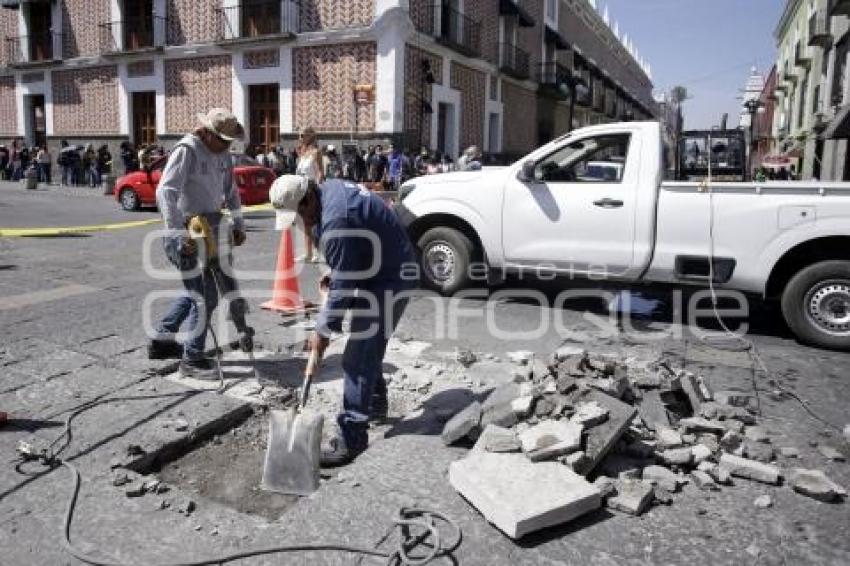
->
[0,0,655,164]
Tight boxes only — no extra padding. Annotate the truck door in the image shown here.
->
[501,132,639,277]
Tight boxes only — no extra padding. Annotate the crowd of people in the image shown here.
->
[0,138,117,187]
[244,141,484,190]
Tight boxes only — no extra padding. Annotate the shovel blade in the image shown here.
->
[261,409,324,496]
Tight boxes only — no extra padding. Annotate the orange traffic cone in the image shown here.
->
[261,228,315,314]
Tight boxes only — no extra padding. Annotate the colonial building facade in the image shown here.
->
[0,0,655,162]
[773,0,850,180]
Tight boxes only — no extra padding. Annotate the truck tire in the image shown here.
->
[417,227,474,295]
[781,260,850,350]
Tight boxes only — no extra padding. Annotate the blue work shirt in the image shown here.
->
[314,180,416,337]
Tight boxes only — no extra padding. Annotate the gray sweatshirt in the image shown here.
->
[155,134,244,235]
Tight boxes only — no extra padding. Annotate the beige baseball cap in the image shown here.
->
[196,108,244,141]
[269,174,309,230]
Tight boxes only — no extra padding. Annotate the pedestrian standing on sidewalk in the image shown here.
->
[147,108,248,379]
[36,145,52,184]
[269,175,416,466]
[295,126,324,263]
[10,140,22,181]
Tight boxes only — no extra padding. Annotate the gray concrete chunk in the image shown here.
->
[691,470,719,491]
[817,444,846,462]
[658,447,693,466]
[719,454,781,485]
[637,389,670,430]
[473,424,521,453]
[643,465,686,492]
[519,420,583,461]
[569,401,609,427]
[656,426,684,449]
[441,401,482,446]
[679,417,726,435]
[789,468,847,502]
[448,452,601,539]
[608,480,654,516]
[573,390,637,475]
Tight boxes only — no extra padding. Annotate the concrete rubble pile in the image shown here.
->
[443,347,847,540]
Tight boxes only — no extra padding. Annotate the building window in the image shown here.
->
[813,84,821,115]
[545,0,557,23]
[832,38,849,108]
[798,72,808,129]
[490,75,499,101]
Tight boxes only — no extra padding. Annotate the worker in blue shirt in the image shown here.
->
[270,175,417,466]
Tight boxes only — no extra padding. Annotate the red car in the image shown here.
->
[114,153,276,211]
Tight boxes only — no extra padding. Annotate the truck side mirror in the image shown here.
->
[518,160,536,183]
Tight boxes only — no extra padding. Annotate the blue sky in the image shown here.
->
[601,0,786,129]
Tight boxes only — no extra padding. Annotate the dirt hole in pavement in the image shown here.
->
[147,409,301,521]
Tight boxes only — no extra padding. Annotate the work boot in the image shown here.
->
[178,358,220,381]
[147,339,183,360]
[320,426,366,468]
[370,393,389,423]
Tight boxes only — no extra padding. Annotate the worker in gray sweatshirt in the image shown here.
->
[148,108,248,379]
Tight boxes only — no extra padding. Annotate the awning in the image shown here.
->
[823,104,850,139]
[500,0,535,27]
[544,25,569,50]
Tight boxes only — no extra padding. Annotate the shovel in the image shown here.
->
[261,348,325,496]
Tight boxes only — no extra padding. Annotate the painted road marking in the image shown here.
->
[0,284,100,311]
[0,203,273,237]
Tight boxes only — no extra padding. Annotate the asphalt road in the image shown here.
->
[1,180,848,565]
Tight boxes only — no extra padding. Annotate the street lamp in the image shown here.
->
[743,97,765,180]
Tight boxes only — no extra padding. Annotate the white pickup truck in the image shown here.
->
[397,121,850,350]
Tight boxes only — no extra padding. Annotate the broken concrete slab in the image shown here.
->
[743,440,776,463]
[593,476,617,499]
[719,454,781,485]
[658,447,693,466]
[480,384,520,429]
[554,346,586,362]
[448,451,601,539]
[591,375,629,399]
[720,430,744,453]
[572,389,637,475]
[519,420,583,462]
[779,446,800,458]
[691,444,713,465]
[643,465,685,492]
[569,401,609,427]
[817,445,846,462]
[637,389,669,431]
[441,401,482,446]
[563,451,590,472]
[608,480,654,516]
[788,468,847,502]
[698,461,733,485]
[679,373,705,413]
[511,396,534,418]
[701,402,757,425]
[679,417,726,435]
[691,470,719,491]
[656,426,684,449]
[473,425,521,454]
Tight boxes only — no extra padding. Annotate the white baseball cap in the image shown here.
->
[269,174,309,230]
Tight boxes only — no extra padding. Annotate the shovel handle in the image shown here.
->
[299,348,320,409]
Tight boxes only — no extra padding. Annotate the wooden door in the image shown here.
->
[249,84,279,154]
[132,91,157,147]
[30,95,46,147]
[125,0,154,50]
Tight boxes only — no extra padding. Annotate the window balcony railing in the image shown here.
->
[808,13,832,48]
[4,32,62,65]
[537,61,571,99]
[98,16,168,54]
[418,3,481,57]
[215,1,299,42]
[499,42,530,80]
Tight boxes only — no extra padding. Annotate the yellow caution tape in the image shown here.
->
[0,203,274,237]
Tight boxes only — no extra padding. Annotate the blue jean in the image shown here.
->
[337,284,411,450]
[89,164,101,187]
[62,166,75,186]
[38,163,51,183]
[155,218,243,361]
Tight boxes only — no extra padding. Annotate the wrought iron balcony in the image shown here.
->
[4,32,62,66]
[830,0,850,17]
[537,62,572,99]
[99,16,167,54]
[794,42,811,68]
[418,3,481,57]
[808,13,832,48]
[215,1,299,42]
[499,42,530,80]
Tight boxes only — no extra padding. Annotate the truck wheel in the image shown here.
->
[119,188,140,211]
[417,227,474,295]
[781,260,850,350]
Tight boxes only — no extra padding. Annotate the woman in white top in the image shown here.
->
[296,127,323,263]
